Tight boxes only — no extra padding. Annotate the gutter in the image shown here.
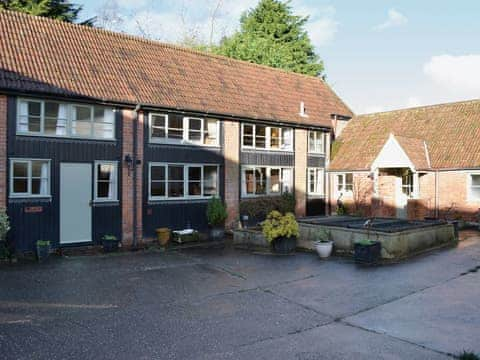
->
[132,103,142,249]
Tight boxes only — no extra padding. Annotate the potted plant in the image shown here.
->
[354,239,381,265]
[261,211,299,254]
[314,229,333,258]
[102,235,119,253]
[155,228,171,246]
[36,240,51,262]
[206,196,228,240]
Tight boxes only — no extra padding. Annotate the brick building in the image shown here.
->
[0,11,352,252]
[329,101,480,221]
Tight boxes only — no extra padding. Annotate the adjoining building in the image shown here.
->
[328,100,480,221]
[0,10,352,252]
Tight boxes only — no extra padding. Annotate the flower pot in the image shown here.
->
[36,243,50,262]
[272,236,296,254]
[156,228,171,246]
[354,241,381,265]
[209,226,225,241]
[102,239,119,253]
[315,241,333,258]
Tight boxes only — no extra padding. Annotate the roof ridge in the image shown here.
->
[0,9,336,86]
[359,98,480,117]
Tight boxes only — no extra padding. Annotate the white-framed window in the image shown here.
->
[10,159,51,198]
[308,168,324,195]
[149,114,219,146]
[336,173,353,195]
[241,124,293,151]
[308,130,325,154]
[468,173,480,202]
[94,161,118,202]
[17,98,115,140]
[241,166,293,197]
[149,163,219,200]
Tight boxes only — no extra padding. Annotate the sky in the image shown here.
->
[78,0,480,114]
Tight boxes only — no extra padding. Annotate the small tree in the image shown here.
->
[206,197,228,227]
[0,209,10,241]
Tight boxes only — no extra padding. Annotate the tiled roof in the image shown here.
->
[0,10,352,128]
[394,135,430,170]
[330,99,480,170]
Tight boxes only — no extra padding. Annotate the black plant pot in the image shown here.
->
[36,245,50,262]
[272,236,297,254]
[102,240,119,253]
[354,241,381,265]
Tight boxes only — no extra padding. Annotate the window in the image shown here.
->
[309,131,324,153]
[469,174,480,201]
[10,159,50,197]
[17,99,115,140]
[149,114,219,146]
[337,173,353,195]
[95,162,117,201]
[149,163,219,200]
[402,171,414,197]
[242,166,293,197]
[242,124,293,151]
[308,168,324,195]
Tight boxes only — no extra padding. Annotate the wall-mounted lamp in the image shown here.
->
[124,154,141,176]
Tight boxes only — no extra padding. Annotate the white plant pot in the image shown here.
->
[315,241,333,258]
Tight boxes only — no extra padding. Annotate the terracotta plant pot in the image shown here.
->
[156,228,170,246]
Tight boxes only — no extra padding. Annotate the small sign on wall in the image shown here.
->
[24,206,43,214]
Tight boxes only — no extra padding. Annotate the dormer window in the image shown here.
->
[300,101,308,117]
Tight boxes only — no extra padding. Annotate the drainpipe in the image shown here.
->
[434,170,439,219]
[132,103,142,249]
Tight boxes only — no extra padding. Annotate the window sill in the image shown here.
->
[148,197,213,204]
[241,148,294,153]
[16,133,116,142]
[149,140,220,148]
[9,196,52,202]
[241,193,282,199]
[93,200,119,206]
[308,152,326,156]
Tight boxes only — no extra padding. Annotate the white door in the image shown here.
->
[395,177,408,219]
[60,163,92,244]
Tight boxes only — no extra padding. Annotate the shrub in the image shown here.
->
[458,352,480,360]
[240,192,296,222]
[102,235,118,241]
[261,211,299,243]
[0,209,10,242]
[206,197,228,226]
[315,229,330,243]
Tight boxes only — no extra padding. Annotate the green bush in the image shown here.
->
[315,229,330,243]
[0,209,10,241]
[240,192,296,221]
[102,235,118,241]
[261,211,299,243]
[206,197,228,226]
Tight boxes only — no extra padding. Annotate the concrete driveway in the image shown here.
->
[0,231,479,359]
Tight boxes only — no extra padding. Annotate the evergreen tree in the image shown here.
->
[214,0,324,77]
[0,0,94,25]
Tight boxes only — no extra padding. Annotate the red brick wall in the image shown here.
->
[437,172,479,221]
[121,109,144,245]
[294,129,307,217]
[223,120,240,229]
[328,172,374,216]
[0,96,6,209]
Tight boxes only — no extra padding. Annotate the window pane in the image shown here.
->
[168,117,183,139]
[45,102,59,118]
[188,167,201,181]
[13,162,28,177]
[72,106,92,136]
[309,131,316,152]
[189,118,202,131]
[32,178,48,195]
[282,128,292,149]
[188,130,202,142]
[471,186,480,200]
[346,173,353,184]
[94,123,114,139]
[188,182,202,196]
[256,167,266,194]
[337,174,344,192]
[270,128,280,149]
[256,126,266,148]
[151,166,165,181]
[32,161,48,178]
[97,182,110,198]
[282,168,292,193]
[204,166,218,196]
[151,182,165,197]
[169,166,184,181]
[75,106,91,122]
[13,179,28,193]
[45,118,67,136]
[270,168,280,193]
[98,164,113,181]
[94,107,105,123]
[204,119,218,145]
[28,117,41,133]
[243,125,254,147]
[245,169,255,194]
[309,169,315,193]
[151,115,166,138]
[152,127,166,138]
[472,175,480,187]
[28,102,41,117]
[168,182,184,197]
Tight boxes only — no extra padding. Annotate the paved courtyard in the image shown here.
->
[1,231,479,359]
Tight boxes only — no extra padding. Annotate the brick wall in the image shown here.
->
[0,96,6,209]
[223,120,240,229]
[438,171,479,221]
[294,129,307,217]
[121,109,144,245]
